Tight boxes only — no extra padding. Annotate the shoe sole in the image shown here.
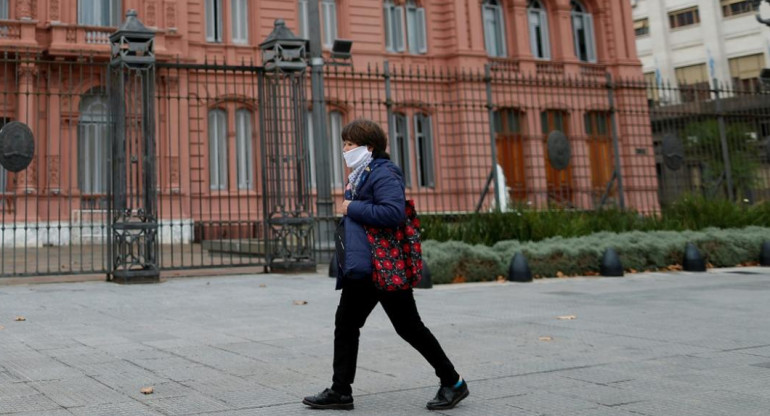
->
[426,389,469,411]
[302,398,354,410]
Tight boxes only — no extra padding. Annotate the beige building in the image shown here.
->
[632,0,770,92]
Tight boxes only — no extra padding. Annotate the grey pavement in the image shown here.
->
[1,267,770,416]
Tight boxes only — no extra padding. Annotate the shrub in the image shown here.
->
[421,197,770,247]
[423,226,769,283]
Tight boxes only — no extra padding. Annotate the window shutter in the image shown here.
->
[232,0,248,44]
[540,10,551,59]
[236,110,254,189]
[572,13,582,60]
[394,6,405,52]
[299,0,309,39]
[585,14,596,63]
[417,7,427,53]
[205,0,215,41]
[0,0,7,20]
[384,3,392,51]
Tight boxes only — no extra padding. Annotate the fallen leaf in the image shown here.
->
[538,336,553,342]
[556,271,565,278]
[140,387,154,395]
[259,284,267,288]
[0,325,4,330]
[629,269,637,273]
[556,315,576,320]
[452,275,466,284]
[496,275,506,282]
[14,316,25,322]
[293,300,308,305]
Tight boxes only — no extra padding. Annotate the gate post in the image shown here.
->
[107,10,160,283]
[259,20,316,271]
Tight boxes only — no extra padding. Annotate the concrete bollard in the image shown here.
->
[600,247,624,277]
[508,252,533,282]
[682,242,706,272]
[760,241,770,267]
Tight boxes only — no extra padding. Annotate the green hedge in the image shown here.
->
[421,196,770,246]
[422,226,770,284]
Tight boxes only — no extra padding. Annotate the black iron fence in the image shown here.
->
[1,51,769,277]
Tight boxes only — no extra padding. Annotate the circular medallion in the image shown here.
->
[661,133,684,171]
[0,121,35,173]
[547,130,571,171]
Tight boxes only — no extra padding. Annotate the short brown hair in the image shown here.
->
[341,119,388,154]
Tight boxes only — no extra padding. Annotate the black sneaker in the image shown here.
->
[426,379,469,410]
[302,388,354,410]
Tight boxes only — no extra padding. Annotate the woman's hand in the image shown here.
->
[339,200,351,216]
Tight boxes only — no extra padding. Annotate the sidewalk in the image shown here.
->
[1,267,769,415]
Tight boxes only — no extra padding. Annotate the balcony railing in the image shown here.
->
[536,61,565,75]
[0,20,21,41]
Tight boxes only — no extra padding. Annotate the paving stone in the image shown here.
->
[0,393,63,414]
[68,401,164,416]
[145,394,231,415]
[29,377,132,408]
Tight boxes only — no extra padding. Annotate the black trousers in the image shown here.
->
[331,279,459,396]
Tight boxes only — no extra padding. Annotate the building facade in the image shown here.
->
[0,0,654,275]
[632,0,768,91]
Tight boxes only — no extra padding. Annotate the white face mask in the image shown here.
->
[343,146,372,169]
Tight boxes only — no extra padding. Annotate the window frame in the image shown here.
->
[668,6,700,29]
[205,0,224,43]
[634,18,649,37]
[527,0,551,60]
[298,0,310,39]
[482,0,507,57]
[0,0,8,20]
[321,0,338,50]
[231,0,249,44]
[570,0,596,63]
[721,0,758,18]
[78,94,110,195]
[208,109,228,190]
[78,0,122,27]
[235,109,255,190]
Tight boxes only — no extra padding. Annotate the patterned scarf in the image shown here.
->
[346,153,374,199]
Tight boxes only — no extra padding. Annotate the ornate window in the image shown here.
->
[205,0,223,42]
[231,0,249,44]
[482,0,506,57]
[78,92,109,199]
[414,113,435,188]
[528,0,551,60]
[298,0,338,49]
[571,0,596,63]
[384,0,406,52]
[78,0,122,27]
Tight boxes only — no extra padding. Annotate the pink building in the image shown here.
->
[0,0,657,275]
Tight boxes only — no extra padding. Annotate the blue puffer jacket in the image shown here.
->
[336,157,406,289]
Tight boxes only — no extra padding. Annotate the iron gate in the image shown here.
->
[0,20,314,278]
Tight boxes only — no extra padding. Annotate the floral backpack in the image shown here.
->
[365,199,423,291]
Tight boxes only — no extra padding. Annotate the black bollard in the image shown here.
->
[682,242,706,272]
[416,261,433,289]
[329,252,338,278]
[600,247,624,277]
[508,252,533,282]
[760,240,770,267]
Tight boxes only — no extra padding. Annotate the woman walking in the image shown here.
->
[302,119,468,411]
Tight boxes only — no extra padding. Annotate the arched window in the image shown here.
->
[482,0,506,57]
[235,109,254,189]
[208,109,227,190]
[527,0,550,60]
[78,91,109,197]
[571,0,596,63]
